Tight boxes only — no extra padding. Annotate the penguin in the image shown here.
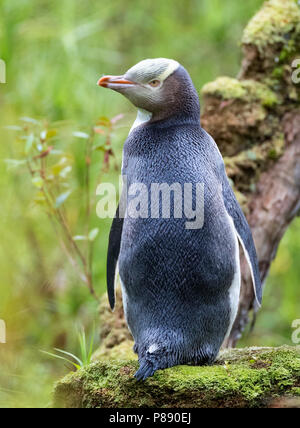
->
[97,58,262,381]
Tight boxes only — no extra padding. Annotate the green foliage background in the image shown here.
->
[0,0,299,407]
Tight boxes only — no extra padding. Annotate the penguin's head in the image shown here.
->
[98,58,200,122]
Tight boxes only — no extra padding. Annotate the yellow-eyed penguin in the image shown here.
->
[97,58,262,381]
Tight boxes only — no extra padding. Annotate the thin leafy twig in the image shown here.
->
[8,115,121,302]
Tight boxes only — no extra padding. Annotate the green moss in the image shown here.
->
[53,346,300,408]
[202,77,247,99]
[201,77,279,107]
[243,80,280,107]
[290,387,300,396]
[242,0,300,51]
[271,66,284,79]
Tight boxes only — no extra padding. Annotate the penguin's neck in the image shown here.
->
[129,109,152,135]
[150,111,201,128]
[129,97,201,135]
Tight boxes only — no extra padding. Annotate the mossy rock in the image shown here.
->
[53,346,300,408]
[242,0,300,51]
[240,0,300,82]
[201,77,279,107]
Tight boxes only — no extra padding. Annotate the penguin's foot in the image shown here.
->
[134,361,156,381]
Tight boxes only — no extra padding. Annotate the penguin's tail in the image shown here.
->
[134,360,156,381]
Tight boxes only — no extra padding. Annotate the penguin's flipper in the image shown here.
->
[106,205,124,310]
[222,179,262,307]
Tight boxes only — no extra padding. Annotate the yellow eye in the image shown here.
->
[149,79,160,87]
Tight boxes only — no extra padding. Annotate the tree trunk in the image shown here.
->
[201,0,300,346]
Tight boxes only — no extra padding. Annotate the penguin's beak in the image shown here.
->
[97,75,135,89]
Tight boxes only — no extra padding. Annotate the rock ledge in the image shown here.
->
[53,346,300,408]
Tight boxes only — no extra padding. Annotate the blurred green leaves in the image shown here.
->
[41,325,96,371]
[31,176,44,189]
[4,159,26,169]
[5,113,121,304]
[55,190,72,208]
[88,228,99,242]
[73,131,90,139]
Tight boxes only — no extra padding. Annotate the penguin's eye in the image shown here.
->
[149,79,160,87]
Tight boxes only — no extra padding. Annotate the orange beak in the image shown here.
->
[97,75,135,88]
